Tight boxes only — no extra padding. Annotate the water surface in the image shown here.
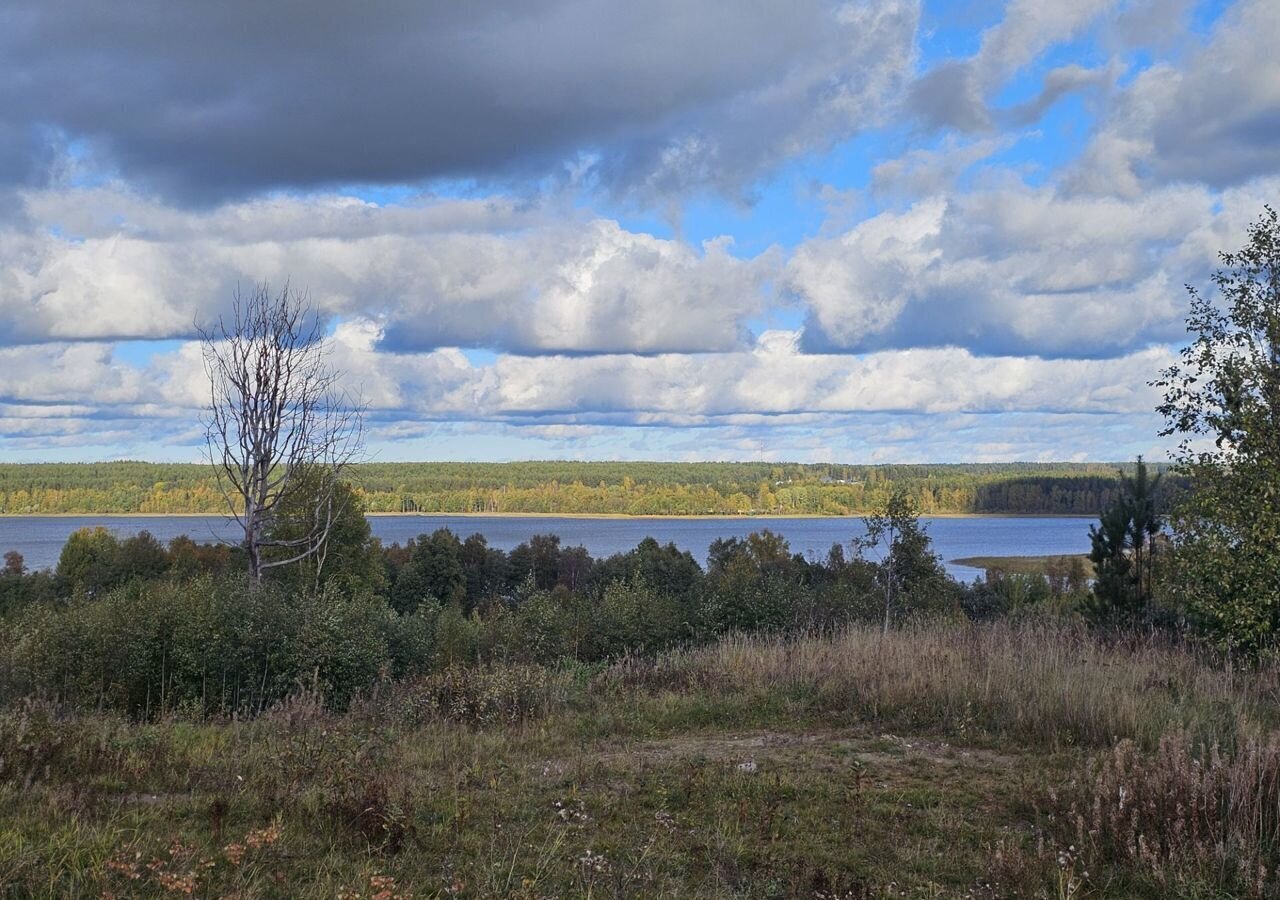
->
[0,514,1092,579]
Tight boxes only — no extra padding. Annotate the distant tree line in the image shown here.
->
[0,460,1167,517]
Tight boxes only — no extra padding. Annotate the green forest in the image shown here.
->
[0,459,1153,516]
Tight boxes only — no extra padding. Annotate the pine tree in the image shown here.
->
[1085,457,1162,625]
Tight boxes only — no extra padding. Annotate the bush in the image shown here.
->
[592,577,686,658]
[7,576,406,717]
[383,606,437,678]
[1062,729,1280,897]
[511,590,576,663]
[433,602,481,667]
[392,663,569,726]
[698,575,798,636]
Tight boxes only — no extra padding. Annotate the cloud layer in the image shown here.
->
[1,0,1278,462]
[789,180,1279,357]
[0,0,917,202]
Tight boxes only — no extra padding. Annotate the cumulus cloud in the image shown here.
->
[2,0,1273,463]
[0,0,918,203]
[452,332,1170,419]
[4,328,1170,421]
[0,325,1178,460]
[0,343,151,406]
[0,187,776,353]
[374,224,777,355]
[785,180,1279,357]
[1070,0,1280,192]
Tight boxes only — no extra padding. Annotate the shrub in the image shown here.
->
[392,663,568,726]
[383,606,438,678]
[592,577,686,658]
[433,602,480,667]
[1062,729,1280,897]
[698,575,798,636]
[7,576,401,717]
[511,590,575,663]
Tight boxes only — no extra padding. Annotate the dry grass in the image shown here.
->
[1065,730,1280,897]
[601,620,1280,750]
[951,555,1089,576]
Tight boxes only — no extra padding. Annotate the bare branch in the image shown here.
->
[198,282,364,585]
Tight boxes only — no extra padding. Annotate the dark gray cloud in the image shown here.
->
[1145,0,1280,188]
[908,56,1114,135]
[907,62,991,132]
[0,0,916,203]
[1065,0,1279,194]
[906,0,1126,134]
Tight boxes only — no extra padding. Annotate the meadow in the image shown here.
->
[4,620,1279,899]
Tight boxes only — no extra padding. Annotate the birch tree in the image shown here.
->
[199,283,363,584]
[1154,206,1280,652]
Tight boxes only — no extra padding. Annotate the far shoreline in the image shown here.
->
[0,511,1098,520]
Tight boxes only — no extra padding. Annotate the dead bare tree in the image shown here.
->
[199,283,363,584]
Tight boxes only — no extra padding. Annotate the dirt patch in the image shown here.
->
[588,729,1022,772]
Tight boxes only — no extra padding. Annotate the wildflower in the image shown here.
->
[577,848,610,875]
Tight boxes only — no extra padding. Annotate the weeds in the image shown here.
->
[390,663,575,727]
[1061,729,1280,897]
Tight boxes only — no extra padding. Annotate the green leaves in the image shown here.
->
[1155,206,1280,653]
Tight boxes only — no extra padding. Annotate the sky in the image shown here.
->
[0,0,1276,464]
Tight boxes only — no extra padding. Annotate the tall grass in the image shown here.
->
[1065,730,1280,897]
[604,620,1280,750]
[607,621,1280,894]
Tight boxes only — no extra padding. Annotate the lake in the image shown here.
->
[0,514,1093,579]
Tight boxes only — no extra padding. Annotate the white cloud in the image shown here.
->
[1070,0,1280,191]
[4,329,1173,422]
[786,180,1274,356]
[323,329,1176,421]
[0,187,776,354]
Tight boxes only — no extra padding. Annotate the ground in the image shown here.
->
[4,621,1273,898]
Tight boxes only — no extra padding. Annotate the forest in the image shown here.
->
[0,460,1154,516]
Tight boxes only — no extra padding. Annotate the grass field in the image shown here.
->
[3,620,1278,899]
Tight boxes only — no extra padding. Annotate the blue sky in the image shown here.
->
[0,0,1276,463]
